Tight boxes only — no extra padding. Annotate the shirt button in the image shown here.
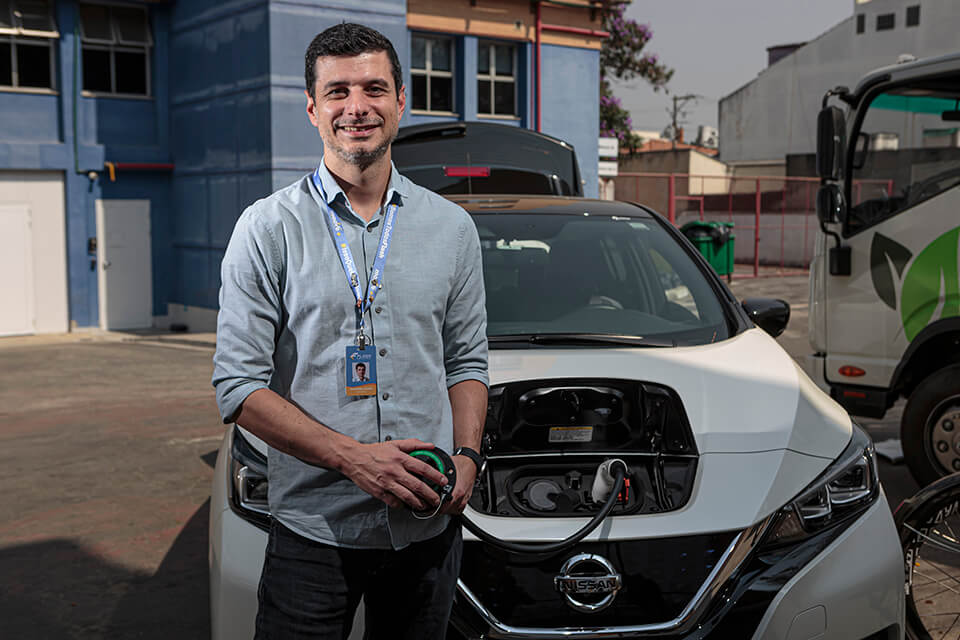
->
[367,227,375,233]
[384,435,392,441]
[375,306,383,314]
[379,348,387,356]
[382,392,390,401]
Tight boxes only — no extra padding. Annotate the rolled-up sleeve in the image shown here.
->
[212,209,285,423]
[443,217,489,388]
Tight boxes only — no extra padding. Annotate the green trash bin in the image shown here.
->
[681,221,735,278]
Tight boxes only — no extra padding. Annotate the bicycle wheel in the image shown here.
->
[896,472,960,640]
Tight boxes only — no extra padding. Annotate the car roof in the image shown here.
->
[395,121,575,150]
[449,195,655,218]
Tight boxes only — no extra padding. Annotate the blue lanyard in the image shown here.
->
[312,166,398,343]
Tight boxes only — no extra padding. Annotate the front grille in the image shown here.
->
[459,533,737,629]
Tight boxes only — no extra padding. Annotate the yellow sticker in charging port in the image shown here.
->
[549,426,594,443]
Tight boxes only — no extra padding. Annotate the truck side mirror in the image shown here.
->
[817,106,846,180]
[816,183,846,225]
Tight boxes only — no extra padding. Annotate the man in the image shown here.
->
[212,23,488,639]
[353,362,368,383]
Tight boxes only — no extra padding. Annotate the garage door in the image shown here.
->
[0,172,68,335]
[0,205,33,336]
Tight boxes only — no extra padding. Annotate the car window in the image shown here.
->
[401,167,561,195]
[848,82,960,234]
[648,246,700,320]
[474,214,729,345]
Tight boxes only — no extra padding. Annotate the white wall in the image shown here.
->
[0,171,69,334]
[719,0,960,164]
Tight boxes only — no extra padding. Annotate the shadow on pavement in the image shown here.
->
[0,500,211,640]
[200,449,218,469]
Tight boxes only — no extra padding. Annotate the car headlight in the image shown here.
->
[228,426,271,531]
[763,424,878,547]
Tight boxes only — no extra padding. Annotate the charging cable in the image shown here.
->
[410,450,629,555]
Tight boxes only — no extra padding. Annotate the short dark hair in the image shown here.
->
[305,23,403,98]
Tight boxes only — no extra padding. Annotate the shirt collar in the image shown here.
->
[314,157,407,212]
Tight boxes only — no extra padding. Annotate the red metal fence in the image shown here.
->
[612,172,892,278]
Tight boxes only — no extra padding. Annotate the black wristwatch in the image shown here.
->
[454,446,486,476]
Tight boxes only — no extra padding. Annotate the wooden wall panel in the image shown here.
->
[407,0,604,50]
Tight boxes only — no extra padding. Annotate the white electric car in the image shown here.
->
[209,125,904,640]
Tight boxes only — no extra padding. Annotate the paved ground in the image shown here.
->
[0,271,929,638]
[0,338,223,639]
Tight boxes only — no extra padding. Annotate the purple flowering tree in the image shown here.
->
[600,3,673,152]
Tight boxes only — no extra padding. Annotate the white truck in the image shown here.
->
[811,52,960,485]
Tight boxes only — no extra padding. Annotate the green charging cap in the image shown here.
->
[410,449,445,473]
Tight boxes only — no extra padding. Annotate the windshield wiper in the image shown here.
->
[488,333,675,347]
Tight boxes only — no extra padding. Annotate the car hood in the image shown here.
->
[465,327,853,538]
[489,327,851,458]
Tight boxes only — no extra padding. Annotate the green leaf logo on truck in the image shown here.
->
[871,227,960,342]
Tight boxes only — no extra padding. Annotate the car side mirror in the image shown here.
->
[742,298,790,338]
[816,183,846,225]
[817,106,846,180]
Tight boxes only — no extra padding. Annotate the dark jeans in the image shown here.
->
[254,519,463,640]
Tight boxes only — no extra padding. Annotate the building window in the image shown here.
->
[79,3,151,96]
[0,0,58,90]
[410,34,454,113]
[856,14,865,34]
[906,5,920,27]
[876,13,895,31]
[478,41,517,117]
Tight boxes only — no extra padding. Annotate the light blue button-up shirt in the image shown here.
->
[212,160,488,549]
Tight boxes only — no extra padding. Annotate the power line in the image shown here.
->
[667,94,701,146]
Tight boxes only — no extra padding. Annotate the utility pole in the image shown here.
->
[668,94,700,148]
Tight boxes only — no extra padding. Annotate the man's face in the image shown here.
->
[356,364,366,377]
[306,51,405,169]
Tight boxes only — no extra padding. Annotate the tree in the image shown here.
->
[599,3,673,152]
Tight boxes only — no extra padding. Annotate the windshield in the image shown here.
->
[473,213,731,346]
[848,77,960,234]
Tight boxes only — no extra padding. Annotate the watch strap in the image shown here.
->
[454,446,484,475]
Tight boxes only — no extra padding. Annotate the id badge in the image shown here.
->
[346,345,377,396]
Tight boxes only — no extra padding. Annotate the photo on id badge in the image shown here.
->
[346,345,377,396]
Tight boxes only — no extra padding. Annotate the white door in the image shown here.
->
[0,205,34,336]
[96,199,153,330]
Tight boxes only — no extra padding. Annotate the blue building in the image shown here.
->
[0,0,601,335]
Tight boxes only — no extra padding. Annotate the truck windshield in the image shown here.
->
[473,213,731,346]
[848,78,960,234]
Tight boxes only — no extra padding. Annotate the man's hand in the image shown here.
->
[441,454,477,514]
[339,438,448,511]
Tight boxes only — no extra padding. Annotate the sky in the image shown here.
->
[612,0,853,138]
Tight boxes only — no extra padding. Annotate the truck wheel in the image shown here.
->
[901,364,960,487]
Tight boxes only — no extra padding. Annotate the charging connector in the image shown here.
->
[590,458,629,503]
